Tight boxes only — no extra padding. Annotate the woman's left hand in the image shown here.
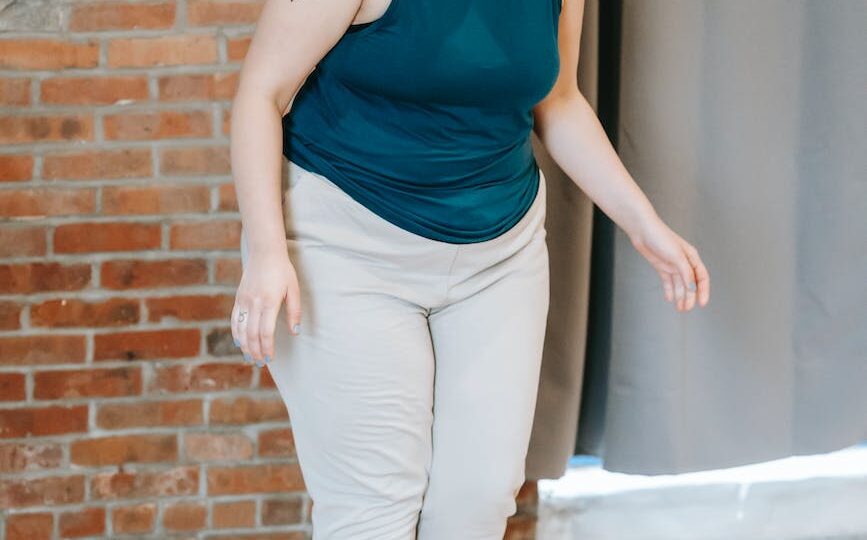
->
[626,212,711,312]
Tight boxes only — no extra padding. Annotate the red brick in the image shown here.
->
[0,301,22,330]
[0,262,67,296]
[54,222,161,253]
[215,257,242,285]
[222,106,231,135]
[206,327,236,357]
[226,36,252,62]
[5,512,52,540]
[59,507,105,538]
[40,76,149,105]
[0,114,93,144]
[261,497,304,526]
[30,297,139,328]
[0,405,88,438]
[70,2,176,31]
[0,335,86,365]
[97,399,203,429]
[217,182,237,210]
[104,109,212,140]
[160,145,230,175]
[94,328,200,361]
[102,184,210,215]
[209,396,288,425]
[158,72,238,101]
[147,294,234,322]
[258,428,296,458]
[0,188,96,218]
[0,155,33,181]
[71,434,177,466]
[170,219,240,250]
[0,227,46,257]
[108,35,217,67]
[101,258,208,289]
[0,78,30,106]
[187,0,264,26]
[259,368,276,388]
[111,503,156,534]
[34,367,142,399]
[163,501,206,531]
[0,373,25,401]
[213,500,256,529]
[43,148,152,180]
[0,442,63,473]
[0,39,98,70]
[151,363,253,393]
[0,475,85,508]
[208,464,305,495]
[91,466,198,500]
[185,432,253,462]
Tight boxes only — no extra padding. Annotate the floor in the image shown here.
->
[537,443,867,540]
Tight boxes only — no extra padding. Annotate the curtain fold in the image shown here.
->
[526,0,866,479]
[525,0,599,481]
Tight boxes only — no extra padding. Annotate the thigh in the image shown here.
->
[267,245,435,539]
[418,233,550,539]
[249,162,437,539]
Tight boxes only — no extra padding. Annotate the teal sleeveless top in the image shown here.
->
[283,0,562,244]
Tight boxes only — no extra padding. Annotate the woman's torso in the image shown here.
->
[283,0,562,244]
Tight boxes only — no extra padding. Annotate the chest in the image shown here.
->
[321,0,561,110]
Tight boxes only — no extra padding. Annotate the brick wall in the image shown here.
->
[0,2,537,538]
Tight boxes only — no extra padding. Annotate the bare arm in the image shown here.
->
[532,0,710,311]
[230,0,363,363]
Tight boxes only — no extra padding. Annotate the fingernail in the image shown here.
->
[255,361,264,368]
[264,355,271,364]
[233,338,240,347]
[292,323,300,334]
[242,352,251,363]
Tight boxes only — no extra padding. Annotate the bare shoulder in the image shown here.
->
[236,0,364,114]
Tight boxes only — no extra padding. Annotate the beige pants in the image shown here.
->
[240,159,550,539]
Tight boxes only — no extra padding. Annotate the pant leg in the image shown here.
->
[417,174,550,539]
[267,270,435,540]
[242,159,445,540]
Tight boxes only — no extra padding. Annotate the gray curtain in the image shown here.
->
[525,0,599,480]
[527,0,866,478]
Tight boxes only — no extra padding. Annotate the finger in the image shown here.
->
[659,270,675,303]
[235,305,252,363]
[230,301,241,347]
[259,303,280,363]
[676,254,697,311]
[684,245,711,307]
[685,283,696,311]
[672,272,686,312]
[245,300,264,364]
[286,277,302,336]
[683,262,697,311]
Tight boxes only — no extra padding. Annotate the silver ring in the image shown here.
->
[237,311,248,324]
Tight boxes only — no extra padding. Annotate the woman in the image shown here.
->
[229,0,711,538]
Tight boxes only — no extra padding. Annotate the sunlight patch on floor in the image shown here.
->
[539,443,867,498]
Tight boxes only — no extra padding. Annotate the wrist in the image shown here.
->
[619,199,659,243]
[243,233,290,262]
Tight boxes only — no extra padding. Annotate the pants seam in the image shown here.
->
[440,244,461,307]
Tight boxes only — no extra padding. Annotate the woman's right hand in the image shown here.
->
[231,250,302,366]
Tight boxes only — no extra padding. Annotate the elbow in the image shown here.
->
[532,89,584,138]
